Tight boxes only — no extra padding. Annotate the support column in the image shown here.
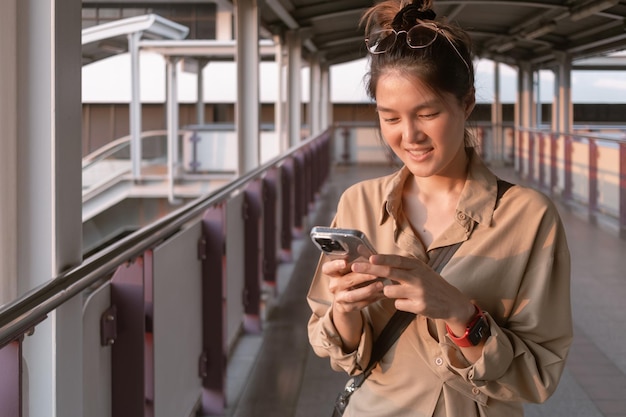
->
[286,29,302,148]
[196,59,208,125]
[555,52,573,198]
[16,0,83,416]
[320,64,331,131]
[0,0,18,306]
[274,34,288,152]
[309,54,322,137]
[490,61,503,165]
[129,31,143,181]
[518,63,535,179]
[235,0,260,174]
[166,56,182,204]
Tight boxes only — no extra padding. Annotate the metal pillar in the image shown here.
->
[235,0,260,174]
[166,56,182,204]
[196,59,208,125]
[0,0,18,306]
[274,34,288,152]
[490,61,503,165]
[309,54,322,137]
[16,0,83,416]
[286,29,302,148]
[320,64,331,130]
[129,31,143,181]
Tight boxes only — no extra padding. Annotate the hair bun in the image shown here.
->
[391,2,437,30]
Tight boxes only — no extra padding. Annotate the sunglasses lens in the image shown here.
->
[367,30,397,54]
[407,25,438,48]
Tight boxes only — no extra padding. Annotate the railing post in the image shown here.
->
[200,205,227,414]
[589,138,599,222]
[0,340,21,417]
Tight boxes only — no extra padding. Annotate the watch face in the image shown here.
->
[468,316,489,346]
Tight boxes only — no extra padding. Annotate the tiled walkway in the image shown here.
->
[218,163,626,417]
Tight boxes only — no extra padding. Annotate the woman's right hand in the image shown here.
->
[323,258,384,352]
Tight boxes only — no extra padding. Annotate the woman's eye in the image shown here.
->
[418,112,439,119]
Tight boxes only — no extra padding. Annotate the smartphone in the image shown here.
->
[310,226,377,265]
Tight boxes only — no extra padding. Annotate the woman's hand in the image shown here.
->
[351,254,475,326]
[323,258,385,352]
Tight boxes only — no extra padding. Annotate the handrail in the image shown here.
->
[82,129,182,169]
[517,126,626,144]
[0,129,330,348]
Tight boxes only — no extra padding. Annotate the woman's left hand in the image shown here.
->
[351,254,475,325]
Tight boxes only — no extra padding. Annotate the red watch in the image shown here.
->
[446,305,489,347]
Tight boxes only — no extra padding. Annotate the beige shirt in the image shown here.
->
[307,153,572,417]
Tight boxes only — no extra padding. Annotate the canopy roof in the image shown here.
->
[256,0,626,68]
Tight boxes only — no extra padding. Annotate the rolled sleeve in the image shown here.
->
[307,301,373,374]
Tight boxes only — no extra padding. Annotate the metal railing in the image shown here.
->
[0,128,332,416]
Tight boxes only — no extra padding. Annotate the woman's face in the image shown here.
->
[375,71,474,180]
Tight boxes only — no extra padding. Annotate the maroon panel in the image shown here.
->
[0,340,21,417]
[517,129,523,173]
[143,250,154,417]
[528,131,535,182]
[262,169,278,285]
[243,180,263,333]
[279,160,294,256]
[538,133,545,188]
[589,139,599,217]
[619,143,626,237]
[200,205,227,414]
[293,153,305,231]
[564,135,573,201]
[110,258,146,417]
[550,133,558,191]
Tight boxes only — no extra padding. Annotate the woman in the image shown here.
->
[306,0,572,416]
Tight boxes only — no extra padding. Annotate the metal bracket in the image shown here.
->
[100,305,117,346]
[198,350,209,378]
[198,237,207,261]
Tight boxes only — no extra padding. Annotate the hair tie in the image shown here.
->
[391,3,437,31]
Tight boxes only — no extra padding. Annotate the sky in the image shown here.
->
[82,52,626,105]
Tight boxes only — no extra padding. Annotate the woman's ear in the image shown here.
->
[464,89,476,119]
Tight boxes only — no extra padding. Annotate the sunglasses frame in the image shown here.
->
[365,22,470,72]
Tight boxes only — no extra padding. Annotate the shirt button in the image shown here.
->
[435,357,444,366]
[472,387,480,395]
[457,212,467,221]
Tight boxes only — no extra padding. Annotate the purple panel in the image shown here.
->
[538,133,545,188]
[619,143,626,237]
[243,181,263,333]
[280,161,294,258]
[293,153,305,231]
[110,258,146,417]
[200,205,227,413]
[589,139,599,217]
[550,134,558,191]
[262,169,278,285]
[0,341,21,417]
[564,135,573,201]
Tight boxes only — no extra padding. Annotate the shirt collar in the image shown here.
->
[378,149,499,228]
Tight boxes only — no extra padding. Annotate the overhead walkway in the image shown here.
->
[224,161,626,417]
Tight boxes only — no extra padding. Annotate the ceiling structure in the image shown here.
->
[256,0,626,69]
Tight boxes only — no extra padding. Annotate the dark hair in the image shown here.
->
[361,0,475,106]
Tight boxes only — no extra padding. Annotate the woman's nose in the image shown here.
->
[402,120,422,142]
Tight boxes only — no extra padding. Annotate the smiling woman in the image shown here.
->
[306,1,573,416]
